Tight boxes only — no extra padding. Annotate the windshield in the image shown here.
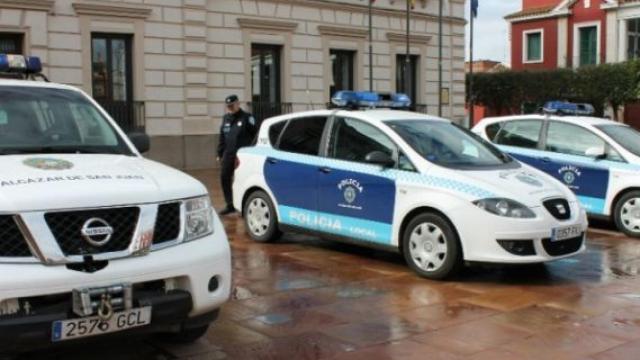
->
[385,120,513,169]
[0,86,132,155]
[596,124,640,158]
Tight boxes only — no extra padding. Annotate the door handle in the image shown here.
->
[540,157,551,163]
[267,158,278,165]
[318,167,332,174]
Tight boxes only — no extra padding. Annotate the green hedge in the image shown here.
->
[467,61,640,120]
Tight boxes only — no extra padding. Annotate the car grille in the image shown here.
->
[542,234,584,256]
[0,216,32,257]
[45,207,140,256]
[543,198,571,220]
[153,202,181,245]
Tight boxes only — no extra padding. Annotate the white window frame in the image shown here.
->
[523,29,544,64]
[573,21,601,67]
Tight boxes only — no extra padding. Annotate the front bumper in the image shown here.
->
[455,202,589,264]
[0,217,231,351]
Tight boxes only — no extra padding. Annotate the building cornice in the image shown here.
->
[386,32,432,44]
[0,0,54,12]
[72,1,152,19]
[261,0,467,25]
[318,25,368,38]
[237,18,299,32]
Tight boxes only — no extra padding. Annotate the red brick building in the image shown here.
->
[507,0,613,70]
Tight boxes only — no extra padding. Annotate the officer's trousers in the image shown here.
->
[220,154,235,207]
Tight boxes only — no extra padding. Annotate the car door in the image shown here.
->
[541,121,615,214]
[316,117,397,245]
[490,119,546,168]
[265,116,329,231]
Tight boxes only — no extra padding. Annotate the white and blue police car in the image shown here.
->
[233,92,588,279]
[474,102,640,238]
[0,55,231,352]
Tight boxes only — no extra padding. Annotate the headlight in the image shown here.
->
[473,198,535,219]
[183,196,214,241]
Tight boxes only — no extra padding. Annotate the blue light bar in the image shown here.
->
[0,54,42,74]
[331,91,412,110]
[543,101,594,116]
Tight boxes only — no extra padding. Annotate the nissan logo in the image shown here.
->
[81,218,114,247]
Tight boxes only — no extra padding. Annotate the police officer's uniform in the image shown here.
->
[217,95,258,214]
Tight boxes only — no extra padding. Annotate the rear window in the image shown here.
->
[277,116,327,155]
[494,120,542,149]
[268,120,287,146]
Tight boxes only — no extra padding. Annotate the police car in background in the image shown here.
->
[233,91,588,280]
[0,55,231,352]
[473,101,640,238]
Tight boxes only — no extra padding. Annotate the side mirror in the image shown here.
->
[365,151,395,168]
[585,146,606,160]
[128,132,150,154]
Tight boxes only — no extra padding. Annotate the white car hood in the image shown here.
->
[455,166,572,207]
[0,155,207,212]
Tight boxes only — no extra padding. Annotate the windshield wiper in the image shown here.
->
[0,147,121,155]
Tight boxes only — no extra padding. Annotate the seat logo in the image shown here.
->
[81,218,114,247]
[555,204,567,215]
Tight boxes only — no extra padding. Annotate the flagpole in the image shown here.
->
[469,1,475,127]
[369,0,373,92]
[438,0,443,117]
[405,0,411,99]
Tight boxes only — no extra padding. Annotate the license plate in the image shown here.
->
[552,225,582,242]
[51,307,151,342]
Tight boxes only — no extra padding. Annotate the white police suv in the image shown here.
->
[473,103,640,237]
[233,91,588,280]
[0,55,231,352]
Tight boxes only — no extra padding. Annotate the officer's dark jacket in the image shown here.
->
[217,109,258,158]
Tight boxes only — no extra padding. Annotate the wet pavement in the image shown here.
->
[16,170,640,359]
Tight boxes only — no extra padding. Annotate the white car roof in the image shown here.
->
[479,114,619,128]
[261,108,450,128]
[0,78,82,92]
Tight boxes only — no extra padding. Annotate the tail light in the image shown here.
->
[234,156,240,169]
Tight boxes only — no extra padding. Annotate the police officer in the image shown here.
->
[217,95,258,216]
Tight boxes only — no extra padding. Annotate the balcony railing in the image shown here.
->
[247,102,293,123]
[96,100,145,133]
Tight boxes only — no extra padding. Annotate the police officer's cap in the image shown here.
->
[225,94,239,105]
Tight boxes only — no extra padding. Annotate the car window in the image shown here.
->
[596,124,640,159]
[277,116,327,155]
[268,120,287,146]
[494,120,542,149]
[0,86,131,155]
[398,151,417,172]
[485,123,502,141]
[329,117,396,163]
[546,122,622,161]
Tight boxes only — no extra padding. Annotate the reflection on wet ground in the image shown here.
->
[19,170,640,359]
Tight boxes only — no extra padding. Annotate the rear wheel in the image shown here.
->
[614,191,640,238]
[243,190,282,242]
[402,212,463,280]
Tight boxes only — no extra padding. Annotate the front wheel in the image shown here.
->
[243,190,282,242]
[402,212,463,280]
[614,191,640,238]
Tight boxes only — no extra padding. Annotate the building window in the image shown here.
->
[0,33,23,54]
[330,50,355,97]
[578,26,598,66]
[396,54,418,104]
[628,18,640,60]
[523,30,543,63]
[251,44,283,122]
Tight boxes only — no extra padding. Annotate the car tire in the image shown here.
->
[614,190,640,238]
[160,324,209,344]
[402,212,463,280]
[243,190,282,243]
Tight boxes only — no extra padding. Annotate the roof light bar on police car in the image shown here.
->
[0,54,45,80]
[543,101,595,116]
[330,90,412,110]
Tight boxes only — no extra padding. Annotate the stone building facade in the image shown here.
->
[0,0,466,169]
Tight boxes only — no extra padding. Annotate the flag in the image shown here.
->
[471,0,478,18]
